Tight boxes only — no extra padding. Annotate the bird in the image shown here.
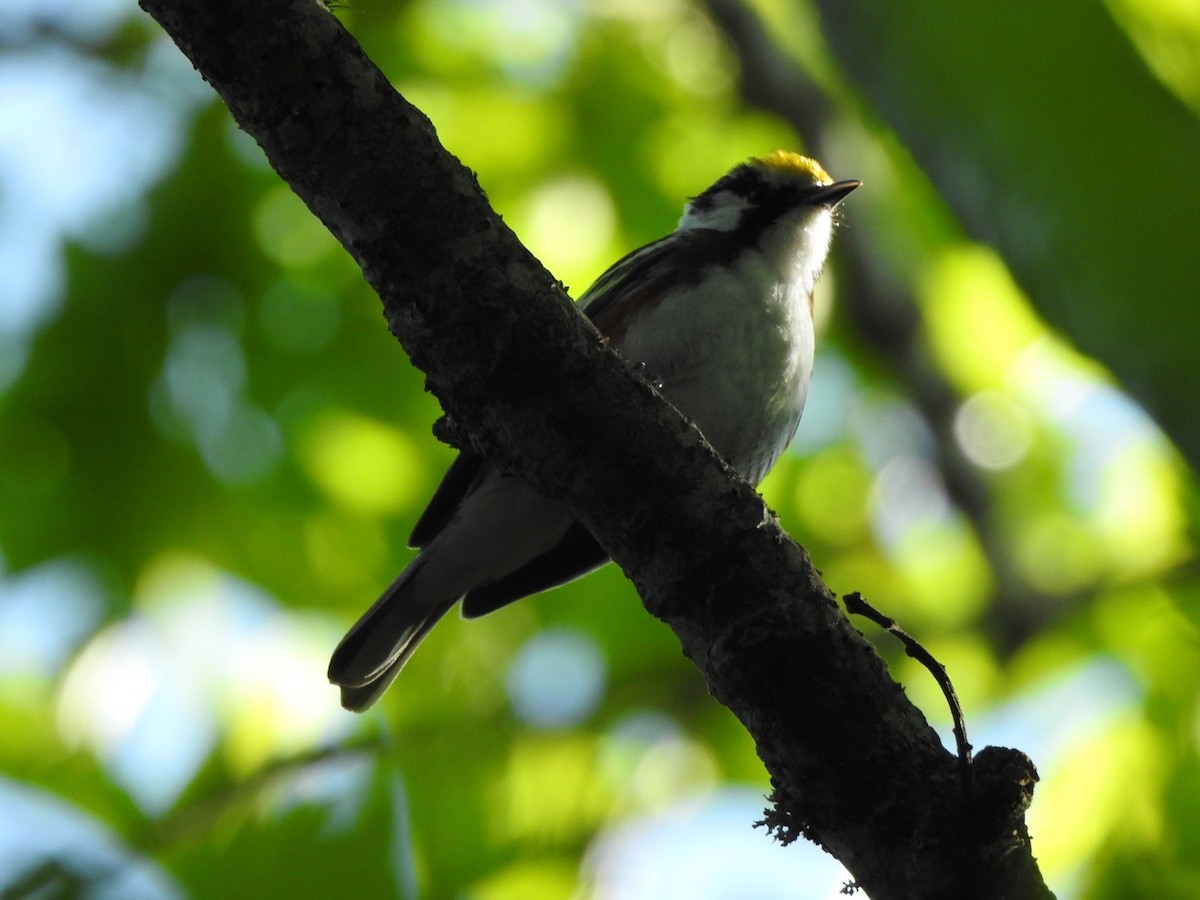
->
[329,150,859,711]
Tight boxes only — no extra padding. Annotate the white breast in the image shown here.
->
[615,252,816,485]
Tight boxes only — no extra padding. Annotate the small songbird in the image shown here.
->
[329,151,859,711]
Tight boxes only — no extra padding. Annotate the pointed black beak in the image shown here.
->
[808,179,861,208]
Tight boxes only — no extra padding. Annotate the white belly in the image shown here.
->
[615,260,814,485]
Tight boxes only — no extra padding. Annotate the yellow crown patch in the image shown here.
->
[755,150,831,184]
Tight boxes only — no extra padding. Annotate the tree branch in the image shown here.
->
[139,0,1051,895]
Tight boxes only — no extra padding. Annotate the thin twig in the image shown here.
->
[843,591,973,791]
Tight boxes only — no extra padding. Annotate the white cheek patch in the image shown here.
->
[677,190,749,233]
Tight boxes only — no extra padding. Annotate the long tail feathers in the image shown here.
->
[336,626,434,712]
[328,559,454,712]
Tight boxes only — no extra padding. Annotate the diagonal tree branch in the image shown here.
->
[139,0,1051,895]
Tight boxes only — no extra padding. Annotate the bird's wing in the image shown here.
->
[577,235,675,327]
[582,229,734,389]
[460,521,608,618]
[408,452,487,547]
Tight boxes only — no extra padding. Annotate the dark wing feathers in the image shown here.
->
[408,452,486,547]
[578,235,674,329]
[460,523,608,618]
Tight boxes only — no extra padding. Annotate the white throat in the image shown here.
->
[751,205,835,296]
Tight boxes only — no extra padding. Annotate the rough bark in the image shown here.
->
[138,0,1052,895]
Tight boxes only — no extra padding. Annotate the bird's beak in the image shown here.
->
[808,179,861,208]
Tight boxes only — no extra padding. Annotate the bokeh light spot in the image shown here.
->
[497,732,610,845]
[507,627,607,729]
[0,557,104,682]
[892,521,990,628]
[585,788,849,899]
[792,447,871,546]
[923,245,1042,391]
[516,174,616,284]
[1014,513,1102,594]
[869,454,951,548]
[954,390,1034,470]
[57,554,351,812]
[299,411,425,515]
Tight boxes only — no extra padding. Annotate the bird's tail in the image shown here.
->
[328,557,456,712]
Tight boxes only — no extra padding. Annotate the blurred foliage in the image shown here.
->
[0,0,1198,898]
